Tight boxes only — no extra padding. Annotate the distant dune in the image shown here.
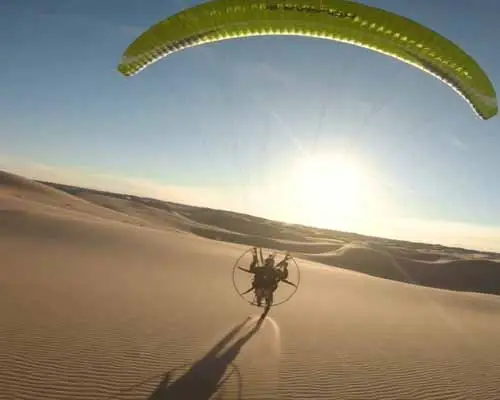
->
[2,169,500,399]
[305,242,500,295]
[31,172,500,297]
[0,170,146,227]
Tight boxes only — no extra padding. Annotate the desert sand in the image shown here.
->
[2,169,500,400]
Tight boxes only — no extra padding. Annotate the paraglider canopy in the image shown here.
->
[117,0,497,120]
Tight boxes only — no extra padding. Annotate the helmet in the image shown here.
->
[264,254,275,267]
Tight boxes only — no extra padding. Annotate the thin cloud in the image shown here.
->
[233,61,296,87]
[38,10,146,37]
[442,130,467,150]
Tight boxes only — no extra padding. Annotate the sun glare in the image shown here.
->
[287,152,383,231]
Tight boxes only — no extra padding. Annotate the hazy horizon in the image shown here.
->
[2,158,500,254]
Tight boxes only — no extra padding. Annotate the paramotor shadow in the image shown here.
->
[148,316,265,400]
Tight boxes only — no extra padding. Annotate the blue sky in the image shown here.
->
[1,0,500,251]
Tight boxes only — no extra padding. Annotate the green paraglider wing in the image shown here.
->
[117,0,497,120]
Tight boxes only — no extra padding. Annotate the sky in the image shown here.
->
[1,0,500,252]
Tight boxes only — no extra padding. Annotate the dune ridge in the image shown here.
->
[32,172,500,297]
[304,242,500,295]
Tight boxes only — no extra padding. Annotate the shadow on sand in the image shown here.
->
[148,309,270,400]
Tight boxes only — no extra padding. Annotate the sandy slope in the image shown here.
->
[304,242,500,295]
[2,173,500,399]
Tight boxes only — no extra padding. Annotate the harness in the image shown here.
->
[253,267,279,290]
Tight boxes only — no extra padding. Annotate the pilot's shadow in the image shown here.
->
[149,312,267,400]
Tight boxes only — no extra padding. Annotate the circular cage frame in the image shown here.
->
[232,247,301,308]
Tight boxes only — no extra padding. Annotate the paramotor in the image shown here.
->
[232,247,301,308]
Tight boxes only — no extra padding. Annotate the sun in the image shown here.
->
[287,152,380,231]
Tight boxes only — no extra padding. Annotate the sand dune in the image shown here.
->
[39,175,500,298]
[305,242,500,295]
[2,171,500,399]
[0,171,148,228]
